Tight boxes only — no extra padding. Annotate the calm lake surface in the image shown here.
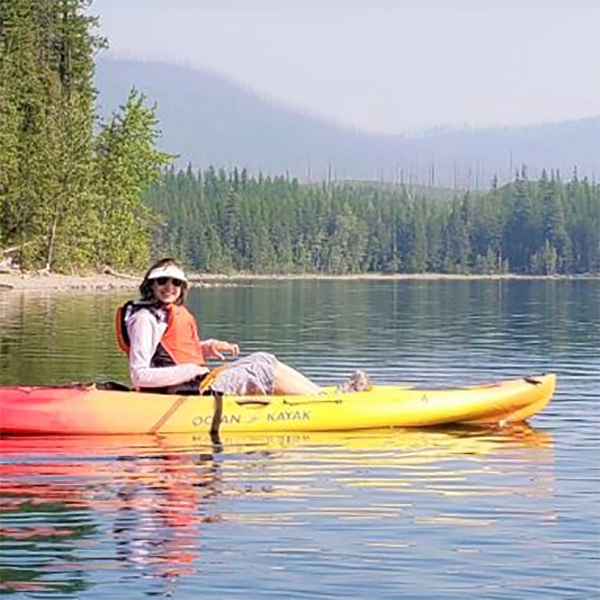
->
[0,279,598,599]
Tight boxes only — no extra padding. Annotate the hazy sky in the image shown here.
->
[91,0,600,135]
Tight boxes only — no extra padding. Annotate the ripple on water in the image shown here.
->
[0,280,599,599]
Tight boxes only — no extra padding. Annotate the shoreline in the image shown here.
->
[0,271,597,292]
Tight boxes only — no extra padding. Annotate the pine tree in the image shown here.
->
[504,169,537,273]
[143,165,598,277]
[0,0,105,270]
[93,89,173,269]
[540,171,571,273]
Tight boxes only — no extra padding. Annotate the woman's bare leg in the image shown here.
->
[272,362,322,395]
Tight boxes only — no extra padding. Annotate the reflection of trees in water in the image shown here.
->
[0,291,129,386]
[0,280,596,388]
[196,279,598,363]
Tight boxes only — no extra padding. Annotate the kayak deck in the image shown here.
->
[0,374,556,436]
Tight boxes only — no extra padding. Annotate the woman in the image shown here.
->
[117,257,327,396]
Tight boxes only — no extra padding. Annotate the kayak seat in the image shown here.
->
[95,381,132,392]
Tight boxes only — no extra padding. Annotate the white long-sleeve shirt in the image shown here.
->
[126,307,216,389]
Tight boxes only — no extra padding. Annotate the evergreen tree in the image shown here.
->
[0,0,104,269]
[539,171,571,273]
[504,169,537,272]
[143,166,598,277]
[93,89,173,269]
[0,0,170,272]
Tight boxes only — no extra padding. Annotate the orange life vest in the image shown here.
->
[160,304,205,365]
[116,301,205,367]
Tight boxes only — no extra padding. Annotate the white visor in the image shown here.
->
[146,264,188,282]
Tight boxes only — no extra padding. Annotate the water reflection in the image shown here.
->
[0,472,96,595]
[2,279,595,599]
[1,279,598,388]
[109,439,222,590]
[1,435,221,595]
[0,426,554,596]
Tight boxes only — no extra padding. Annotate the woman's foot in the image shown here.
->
[336,370,370,393]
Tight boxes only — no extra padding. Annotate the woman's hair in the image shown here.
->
[139,257,189,305]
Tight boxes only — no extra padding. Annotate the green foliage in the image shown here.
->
[93,89,173,269]
[2,1,595,276]
[0,0,102,269]
[0,0,171,272]
[145,166,599,276]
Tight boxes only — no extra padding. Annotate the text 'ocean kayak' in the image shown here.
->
[0,374,556,436]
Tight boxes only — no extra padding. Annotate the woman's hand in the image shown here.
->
[208,339,240,361]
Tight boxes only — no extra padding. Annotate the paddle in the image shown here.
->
[147,363,229,435]
[198,363,231,438]
[199,363,230,394]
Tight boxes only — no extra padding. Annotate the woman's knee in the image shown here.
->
[247,351,278,366]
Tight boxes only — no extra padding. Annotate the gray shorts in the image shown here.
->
[211,352,278,395]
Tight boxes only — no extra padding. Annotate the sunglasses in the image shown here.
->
[155,277,184,287]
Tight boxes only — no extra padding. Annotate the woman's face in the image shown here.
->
[152,277,183,305]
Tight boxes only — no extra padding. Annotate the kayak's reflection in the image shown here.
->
[0,425,554,595]
[1,435,223,594]
[0,423,552,457]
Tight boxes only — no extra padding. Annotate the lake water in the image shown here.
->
[0,279,598,599]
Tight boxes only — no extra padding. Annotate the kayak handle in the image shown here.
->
[235,398,271,406]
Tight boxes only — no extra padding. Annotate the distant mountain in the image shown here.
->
[95,59,599,187]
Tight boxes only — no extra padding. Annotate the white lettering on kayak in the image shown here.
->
[191,413,242,427]
[266,410,311,422]
[191,410,311,427]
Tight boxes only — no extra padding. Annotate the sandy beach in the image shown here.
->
[0,271,140,292]
[0,270,593,292]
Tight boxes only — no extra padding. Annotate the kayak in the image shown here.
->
[0,374,555,435]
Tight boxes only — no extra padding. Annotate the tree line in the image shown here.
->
[144,166,599,276]
[0,0,171,271]
[1,1,597,277]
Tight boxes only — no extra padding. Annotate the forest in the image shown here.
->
[0,0,171,272]
[145,166,599,276]
[1,0,598,276]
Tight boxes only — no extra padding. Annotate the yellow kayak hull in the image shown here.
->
[0,374,556,435]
